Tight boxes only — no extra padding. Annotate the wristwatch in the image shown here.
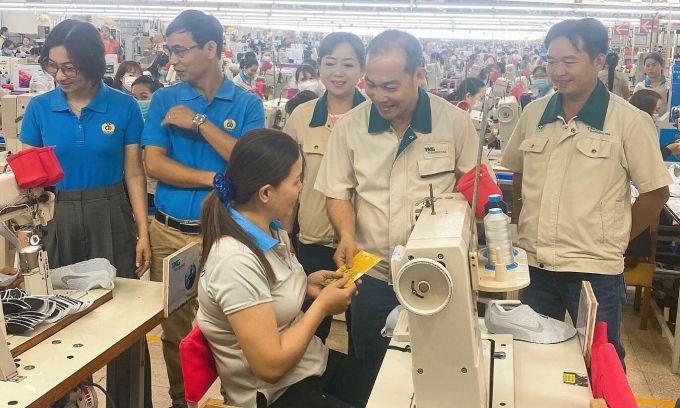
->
[191,113,207,132]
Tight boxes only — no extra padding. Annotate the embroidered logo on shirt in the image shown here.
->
[224,118,237,131]
[101,122,116,135]
[423,144,449,158]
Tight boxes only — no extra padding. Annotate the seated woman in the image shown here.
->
[449,77,486,112]
[197,129,374,408]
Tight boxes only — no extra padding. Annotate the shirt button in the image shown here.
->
[314,145,319,149]
[571,128,576,132]
[591,149,597,154]
[539,263,545,268]
[530,144,535,148]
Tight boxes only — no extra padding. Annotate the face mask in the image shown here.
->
[472,102,483,111]
[240,70,253,82]
[158,70,168,80]
[123,76,137,92]
[298,79,320,94]
[533,78,551,91]
[137,99,151,121]
[652,114,660,122]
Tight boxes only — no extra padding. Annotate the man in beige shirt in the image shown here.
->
[501,18,670,363]
[315,30,481,375]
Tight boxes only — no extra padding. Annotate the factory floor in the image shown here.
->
[92,289,680,408]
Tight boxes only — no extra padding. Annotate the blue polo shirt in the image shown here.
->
[20,83,143,190]
[142,77,264,221]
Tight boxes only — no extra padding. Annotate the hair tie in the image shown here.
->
[213,173,235,205]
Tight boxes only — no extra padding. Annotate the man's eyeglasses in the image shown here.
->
[41,60,78,79]
[163,44,199,59]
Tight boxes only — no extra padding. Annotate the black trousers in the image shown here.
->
[297,243,353,355]
[256,350,375,408]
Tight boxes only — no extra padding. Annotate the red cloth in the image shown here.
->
[7,147,63,188]
[522,68,532,78]
[590,322,636,408]
[456,164,502,218]
[179,326,219,404]
[510,84,524,101]
[488,69,501,84]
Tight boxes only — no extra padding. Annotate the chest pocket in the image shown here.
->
[575,137,611,159]
[518,136,549,154]
[301,132,329,156]
[418,157,455,178]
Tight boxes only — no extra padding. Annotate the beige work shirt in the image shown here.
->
[597,70,630,99]
[315,88,481,282]
[283,90,365,247]
[501,81,671,275]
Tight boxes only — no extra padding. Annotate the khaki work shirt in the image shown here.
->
[315,88,481,281]
[501,81,671,275]
[283,90,365,247]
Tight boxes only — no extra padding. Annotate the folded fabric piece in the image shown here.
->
[484,300,577,344]
[50,258,116,291]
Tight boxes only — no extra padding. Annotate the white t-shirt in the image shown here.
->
[197,224,327,407]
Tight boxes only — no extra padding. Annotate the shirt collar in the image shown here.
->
[179,76,235,101]
[228,207,282,251]
[309,89,366,128]
[367,87,432,134]
[644,75,667,87]
[537,80,610,131]
[50,81,109,113]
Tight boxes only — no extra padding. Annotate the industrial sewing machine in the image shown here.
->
[389,192,530,407]
[0,168,55,381]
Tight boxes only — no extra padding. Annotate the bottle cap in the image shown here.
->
[488,194,502,203]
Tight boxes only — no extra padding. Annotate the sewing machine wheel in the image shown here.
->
[394,258,452,316]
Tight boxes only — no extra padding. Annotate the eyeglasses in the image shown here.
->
[163,44,199,59]
[41,60,78,79]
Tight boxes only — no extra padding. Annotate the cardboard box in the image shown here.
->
[15,93,33,138]
[1,95,17,138]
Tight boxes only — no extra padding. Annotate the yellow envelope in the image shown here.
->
[324,250,383,288]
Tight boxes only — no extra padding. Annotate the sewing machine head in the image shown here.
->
[0,170,55,295]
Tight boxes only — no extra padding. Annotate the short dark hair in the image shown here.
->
[165,9,223,57]
[40,19,105,84]
[132,75,163,93]
[239,55,258,70]
[113,60,143,89]
[366,29,422,75]
[0,27,7,35]
[29,47,41,56]
[455,78,485,101]
[318,32,366,68]
[643,52,664,66]
[544,18,608,60]
[532,66,547,76]
[2,40,14,49]
[629,89,662,117]
[285,90,318,114]
[295,64,317,82]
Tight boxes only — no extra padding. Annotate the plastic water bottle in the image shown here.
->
[484,193,508,215]
[484,208,514,266]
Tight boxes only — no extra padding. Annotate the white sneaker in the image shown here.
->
[484,300,577,344]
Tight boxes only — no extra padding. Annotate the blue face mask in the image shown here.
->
[137,99,151,121]
[533,78,552,93]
